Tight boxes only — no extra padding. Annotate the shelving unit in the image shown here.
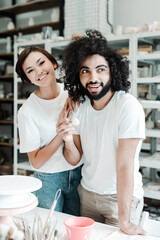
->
[0,22,60,38]
[107,34,134,94]
[0,50,14,175]
[0,0,64,175]
[0,0,63,37]
[135,31,160,201]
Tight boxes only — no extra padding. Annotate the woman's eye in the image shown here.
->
[39,60,45,66]
[28,69,33,74]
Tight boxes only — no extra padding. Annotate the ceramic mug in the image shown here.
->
[42,26,52,39]
[64,216,94,240]
[114,25,123,35]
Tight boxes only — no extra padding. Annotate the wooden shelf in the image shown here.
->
[0,74,13,80]
[0,98,13,102]
[0,21,59,38]
[0,163,13,175]
[140,100,160,109]
[0,0,59,18]
[17,161,33,171]
[140,152,160,169]
[143,181,160,200]
[146,128,160,138]
[0,142,13,147]
[0,120,13,124]
[137,52,160,61]
[0,52,13,60]
[137,77,160,84]
[142,142,160,151]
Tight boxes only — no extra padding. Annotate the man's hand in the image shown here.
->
[120,222,146,235]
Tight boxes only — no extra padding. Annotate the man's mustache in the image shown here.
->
[86,81,103,87]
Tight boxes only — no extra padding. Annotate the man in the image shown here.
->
[57,29,146,235]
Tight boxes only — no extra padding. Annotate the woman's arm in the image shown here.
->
[27,134,63,169]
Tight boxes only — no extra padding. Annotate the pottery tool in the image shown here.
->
[43,189,61,236]
[0,223,10,240]
[38,215,43,240]
[71,117,80,126]
[13,218,24,232]
[0,223,24,240]
[13,230,24,240]
[32,212,38,239]
[67,110,80,126]
[8,223,18,239]
[48,219,57,240]
[54,229,58,240]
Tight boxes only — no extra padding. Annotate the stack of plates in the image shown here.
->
[0,175,42,218]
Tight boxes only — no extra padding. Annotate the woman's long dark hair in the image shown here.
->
[61,29,130,102]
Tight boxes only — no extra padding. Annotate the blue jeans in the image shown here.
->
[34,166,82,216]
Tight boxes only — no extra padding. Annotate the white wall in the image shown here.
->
[114,0,160,28]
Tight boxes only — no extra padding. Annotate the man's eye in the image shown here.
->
[82,69,88,74]
[98,68,105,72]
[39,60,45,66]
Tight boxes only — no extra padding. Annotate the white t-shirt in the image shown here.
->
[73,91,145,198]
[18,83,82,173]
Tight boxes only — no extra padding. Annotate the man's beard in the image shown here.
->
[81,79,111,101]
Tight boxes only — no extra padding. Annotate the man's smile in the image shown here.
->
[87,82,103,93]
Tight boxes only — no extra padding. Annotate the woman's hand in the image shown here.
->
[57,122,74,143]
[56,111,74,143]
[60,97,80,120]
[57,97,80,142]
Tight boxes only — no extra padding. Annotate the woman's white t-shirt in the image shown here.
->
[18,83,82,173]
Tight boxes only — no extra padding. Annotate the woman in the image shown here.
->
[16,46,82,215]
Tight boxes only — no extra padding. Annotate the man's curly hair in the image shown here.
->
[61,29,131,102]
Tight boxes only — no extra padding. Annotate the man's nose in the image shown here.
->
[89,71,98,81]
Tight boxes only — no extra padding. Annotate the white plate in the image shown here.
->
[0,175,42,195]
[0,197,38,217]
[0,192,37,208]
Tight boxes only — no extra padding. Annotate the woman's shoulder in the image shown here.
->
[58,82,68,98]
[18,93,36,116]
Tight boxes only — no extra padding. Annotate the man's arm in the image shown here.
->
[56,116,83,165]
[116,138,146,235]
[63,135,83,165]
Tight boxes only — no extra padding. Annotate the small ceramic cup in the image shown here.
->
[64,216,94,240]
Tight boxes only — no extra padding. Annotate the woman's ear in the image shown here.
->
[53,62,58,70]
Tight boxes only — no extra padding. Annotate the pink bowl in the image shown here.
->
[64,216,94,240]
